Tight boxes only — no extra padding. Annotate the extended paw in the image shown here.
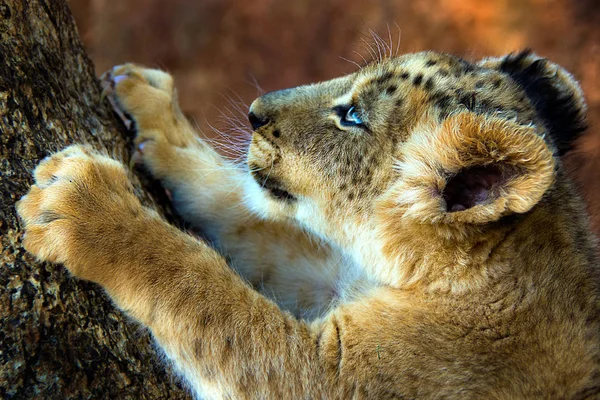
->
[16,145,142,279]
[101,64,199,172]
[101,64,175,132]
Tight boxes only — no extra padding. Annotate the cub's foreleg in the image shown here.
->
[16,146,348,398]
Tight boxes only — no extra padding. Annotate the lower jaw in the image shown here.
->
[250,170,296,202]
[267,186,296,201]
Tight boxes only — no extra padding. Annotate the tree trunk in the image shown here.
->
[0,1,190,398]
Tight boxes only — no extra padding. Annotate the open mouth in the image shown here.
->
[250,170,296,201]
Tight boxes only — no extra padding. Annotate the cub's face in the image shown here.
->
[245,51,584,236]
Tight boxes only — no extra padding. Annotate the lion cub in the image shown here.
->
[17,51,600,398]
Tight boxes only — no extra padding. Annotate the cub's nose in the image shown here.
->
[248,112,270,130]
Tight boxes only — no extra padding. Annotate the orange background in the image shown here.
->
[70,0,600,235]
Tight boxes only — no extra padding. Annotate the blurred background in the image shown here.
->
[69,0,600,235]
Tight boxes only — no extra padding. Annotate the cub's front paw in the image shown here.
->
[16,145,144,282]
[101,64,197,174]
[101,64,175,132]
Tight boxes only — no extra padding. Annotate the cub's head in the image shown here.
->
[245,50,586,242]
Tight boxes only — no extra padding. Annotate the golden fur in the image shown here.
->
[16,51,600,398]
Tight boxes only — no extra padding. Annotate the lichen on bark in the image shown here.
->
[0,0,189,398]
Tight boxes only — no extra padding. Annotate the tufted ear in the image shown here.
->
[479,50,587,156]
[389,112,555,225]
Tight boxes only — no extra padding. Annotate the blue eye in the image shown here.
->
[342,106,363,126]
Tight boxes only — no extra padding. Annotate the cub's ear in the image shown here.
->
[479,50,587,156]
[388,112,555,225]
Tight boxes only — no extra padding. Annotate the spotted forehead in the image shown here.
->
[349,52,536,124]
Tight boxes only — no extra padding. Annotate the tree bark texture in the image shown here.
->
[0,1,190,398]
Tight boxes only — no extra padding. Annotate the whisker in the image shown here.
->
[369,29,384,62]
[353,50,369,66]
[339,55,363,70]
[387,24,393,59]
[360,37,378,63]
[394,23,402,56]
[369,28,392,61]
[246,74,265,96]
[202,112,250,158]
[220,92,251,120]
[369,30,383,62]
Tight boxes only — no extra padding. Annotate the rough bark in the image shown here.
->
[0,1,190,398]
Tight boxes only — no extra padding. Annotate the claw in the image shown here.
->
[113,75,127,85]
[99,70,113,101]
[100,67,136,130]
[103,81,135,131]
[128,140,149,169]
[129,150,143,169]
